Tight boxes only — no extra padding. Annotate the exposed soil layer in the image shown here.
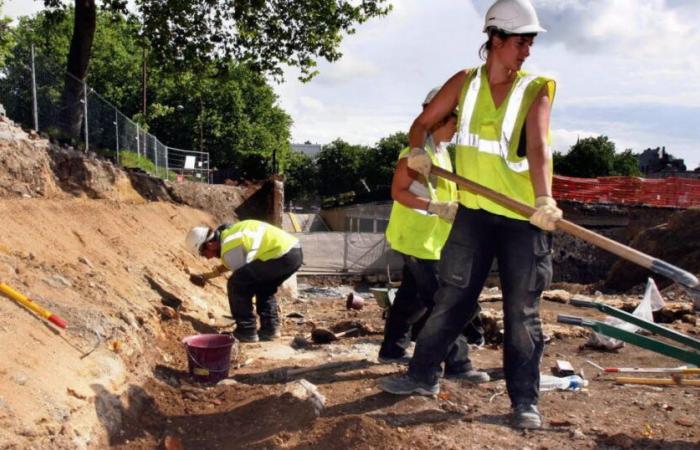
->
[0,115,698,449]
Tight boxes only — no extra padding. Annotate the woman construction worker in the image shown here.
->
[379,0,561,430]
[185,220,303,343]
[379,87,488,386]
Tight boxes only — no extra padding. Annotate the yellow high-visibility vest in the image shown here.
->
[220,220,297,268]
[454,65,556,220]
[385,139,457,260]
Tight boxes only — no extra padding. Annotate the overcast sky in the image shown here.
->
[5,0,699,168]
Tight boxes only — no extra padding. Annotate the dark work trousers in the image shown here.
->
[228,247,303,333]
[408,206,552,407]
[379,253,471,374]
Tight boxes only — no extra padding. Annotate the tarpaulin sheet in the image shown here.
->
[295,232,403,274]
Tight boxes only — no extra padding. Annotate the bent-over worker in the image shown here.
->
[186,220,303,343]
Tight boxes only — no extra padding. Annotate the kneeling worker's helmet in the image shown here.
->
[185,226,212,255]
[483,0,546,34]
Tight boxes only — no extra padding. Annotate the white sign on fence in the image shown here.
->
[184,155,196,169]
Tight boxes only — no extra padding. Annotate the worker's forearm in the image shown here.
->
[408,118,429,149]
[392,187,431,211]
[527,145,553,198]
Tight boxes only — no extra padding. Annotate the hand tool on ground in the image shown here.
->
[310,327,359,344]
[585,359,700,374]
[570,298,700,352]
[613,376,700,387]
[430,166,700,293]
[558,314,700,366]
[0,282,67,328]
[267,360,353,382]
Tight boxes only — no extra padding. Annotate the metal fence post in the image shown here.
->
[30,44,39,131]
[83,81,89,152]
[153,135,158,177]
[114,110,119,164]
[165,146,169,177]
[136,123,140,157]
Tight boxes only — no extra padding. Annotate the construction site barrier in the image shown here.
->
[553,175,700,208]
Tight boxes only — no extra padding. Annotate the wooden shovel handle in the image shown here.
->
[287,360,350,376]
[431,166,698,288]
[334,327,359,338]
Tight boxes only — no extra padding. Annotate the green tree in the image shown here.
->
[554,135,640,178]
[284,150,318,206]
[361,131,407,191]
[2,11,291,175]
[147,61,291,174]
[315,139,370,197]
[612,149,641,176]
[41,0,391,139]
[0,1,14,68]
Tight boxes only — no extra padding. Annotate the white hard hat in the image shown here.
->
[185,226,212,255]
[422,86,441,106]
[483,0,546,34]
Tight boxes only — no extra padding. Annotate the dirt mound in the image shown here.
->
[606,208,700,291]
[0,117,61,197]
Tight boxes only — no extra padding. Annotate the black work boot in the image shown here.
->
[258,327,281,341]
[512,404,543,429]
[233,328,259,343]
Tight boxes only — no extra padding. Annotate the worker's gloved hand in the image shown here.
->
[189,274,206,287]
[529,196,563,231]
[406,147,432,178]
[427,200,458,222]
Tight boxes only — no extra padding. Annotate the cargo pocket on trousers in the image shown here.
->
[438,242,474,288]
[528,232,553,293]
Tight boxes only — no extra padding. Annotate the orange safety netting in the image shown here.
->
[553,175,700,208]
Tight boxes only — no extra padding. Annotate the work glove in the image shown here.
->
[406,147,432,178]
[189,274,206,287]
[529,196,563,231]
[427,200,458,222]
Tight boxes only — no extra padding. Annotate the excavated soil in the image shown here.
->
[0,116,699,449]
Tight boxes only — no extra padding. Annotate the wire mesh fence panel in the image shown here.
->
[0,48,34,131]
[33,51,85,147]
[0,31,210,183]
[87,88,120,161]
[167,146,211,183]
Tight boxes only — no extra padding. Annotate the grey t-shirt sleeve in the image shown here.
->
[222,245,247,272]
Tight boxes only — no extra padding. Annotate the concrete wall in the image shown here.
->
[321,202,392,232]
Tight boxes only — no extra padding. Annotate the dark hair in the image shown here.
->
[479,27,537,60]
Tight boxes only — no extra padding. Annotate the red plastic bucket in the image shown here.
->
[182,334,235,383]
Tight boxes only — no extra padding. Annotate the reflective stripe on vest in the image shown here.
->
[221,222,268,263]
[219,220,297,267]
[456,65,538,173]
[453,66,556,221]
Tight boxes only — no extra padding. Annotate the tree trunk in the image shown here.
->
[61,0,96,142]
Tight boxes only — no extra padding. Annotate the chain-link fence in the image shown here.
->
[0,37,210,183]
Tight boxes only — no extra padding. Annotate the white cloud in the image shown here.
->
[315,54,380,84]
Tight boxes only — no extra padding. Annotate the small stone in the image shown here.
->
[675,417,695,427]
[78,256,94,269]
[570,429,586,439]
[217,379,238,386]
[164,435,184,450]
[13,372,28,386]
